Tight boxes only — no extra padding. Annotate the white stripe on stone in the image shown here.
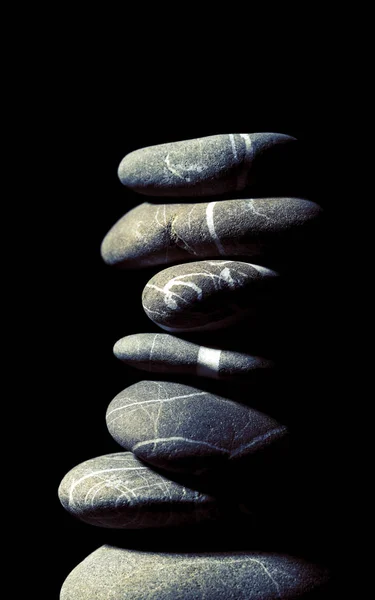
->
[133,436,227,453]
[206,202,226,255]
[69,467,148,505]
[197,346,221,378]
[237,133,253,190]
[229,134,238,161]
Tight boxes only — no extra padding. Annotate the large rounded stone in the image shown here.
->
[58,452,221,529]
[114,333,274,381]
[101,197,322,269]
[118,132,296,197]
[142,260,278,332]
[106,381,287,474]
[60,545,331,599]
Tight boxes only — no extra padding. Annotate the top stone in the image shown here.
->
[118,133,296,197]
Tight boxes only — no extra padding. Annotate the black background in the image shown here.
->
[40,70,345,597]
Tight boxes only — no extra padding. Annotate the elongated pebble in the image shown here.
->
[58,452,221,529]
[142,260,278,332]
[114,333,274,380]
[61,545,331,600]
[118,133,296,197]
[106,381,287,473]
[101,197,322,269]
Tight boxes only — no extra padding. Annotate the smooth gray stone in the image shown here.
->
[106,381,287,473]
[101,197,322,269]
[58,452,221,529]
[118,132,295,197]
[60,545,331,600]
[114,333,274,380]
[142,260,278,332]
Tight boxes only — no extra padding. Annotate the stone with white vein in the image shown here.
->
[58,452,221,529]
[101,197,322,269]
[142,260,278,332]
[106,381,287,474]
[60,545,331,600]
[114,333,274,381]
[118,132,296,197]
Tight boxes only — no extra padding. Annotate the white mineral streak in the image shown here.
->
[145,283,188,310]
[133,436,227,453]
[229,134,239,161]
[143,261,259,331]
[248,559,281,598]
[106,391,207,424]
[197,346,222,378]
[69,466,148,506]
[155,205,167,228]
[187,204,197,235]
[143,305,166,317]
[146,274,203,311]
[246,198,271,220]
[61,547,316,600]
[149,334,158,364]
[172,228,197,255]
[237,133,253,190]
[145,263,244,317]
[229,426,287,459]
[164,275,203,301]
[164,154,186,180]
[206,202,226,255]
[219,267,236,288]
[164,152,208,183]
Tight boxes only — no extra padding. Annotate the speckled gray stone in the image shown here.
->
[106,381,287,474]
[142,260,278,332]
[101,197,322,269]
[60,545,331,600]
[118,133,296,197]
[114,333,274,381]
[58,452,221,529]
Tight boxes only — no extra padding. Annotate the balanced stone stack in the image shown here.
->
[59,134,331,598]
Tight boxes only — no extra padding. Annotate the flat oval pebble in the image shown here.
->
[61,545,331,600]
[114,333,274,381]
[106,381,287,473]
[101,197,322,269]
[58,452,221,529]
[142,260,278,332]
[118,132,296,197]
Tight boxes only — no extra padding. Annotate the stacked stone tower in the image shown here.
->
[59,134,331,598]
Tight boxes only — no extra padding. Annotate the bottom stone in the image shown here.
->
[60,545,331,599]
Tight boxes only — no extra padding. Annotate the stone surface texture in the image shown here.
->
[60,545,331,600]
[60,132,331,598]
[106,380,287,473]
[114,333,274,380]
[142,260,278,332]
[101,197,322,269]
[58,453,221,529]
[118,132,296,197]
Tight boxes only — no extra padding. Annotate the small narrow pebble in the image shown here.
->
[60,545,331,600]
[106,380,287,473]
[118,132,296,197]
[101,197,322,269]
[58,452,222,529]
[142,260,278,332]
[114,333,274,380]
